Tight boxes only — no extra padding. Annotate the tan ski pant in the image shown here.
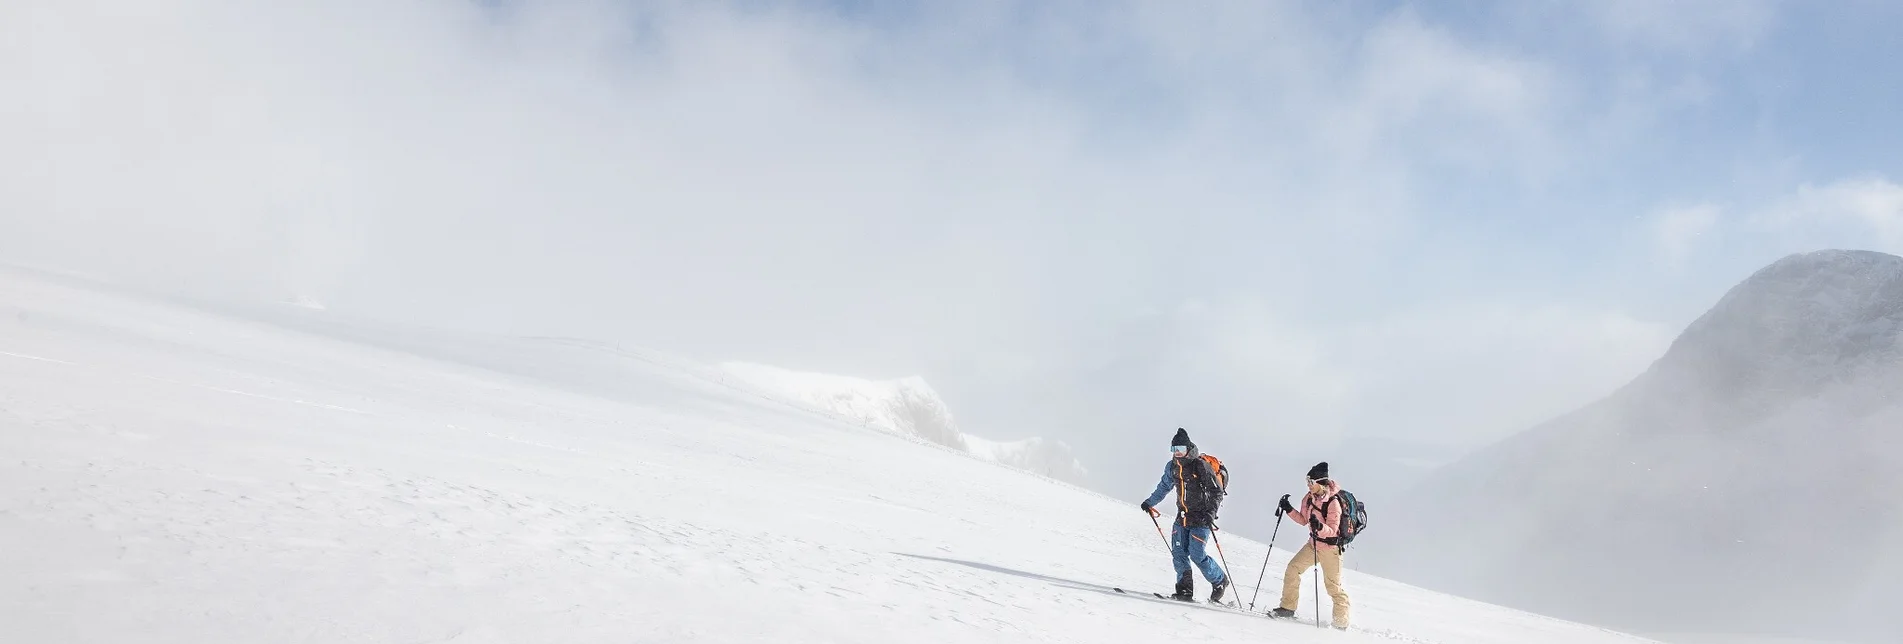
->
[1280,541,1350,628]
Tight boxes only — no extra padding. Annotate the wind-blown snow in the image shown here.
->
[719,361,1091,485]
[282,294,328,311]
[0,267,1657,643]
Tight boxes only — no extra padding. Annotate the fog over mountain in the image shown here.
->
[1361,249,1903,643]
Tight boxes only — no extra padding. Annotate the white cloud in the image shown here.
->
[1150,296,1360,432]
[1585,0,1781,56]
[0,0,1592,371]
[1353,13,1557,156]
[0,0,1734,500]
[1636,176,1903,275]
[1786,178,1903,249]
[1035,296,1670,454]
[1651,203,1723,267]
[1332,303,1674,447]
[1751,176,1903,253]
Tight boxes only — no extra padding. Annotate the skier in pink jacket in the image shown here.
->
[1269,461,1351,629]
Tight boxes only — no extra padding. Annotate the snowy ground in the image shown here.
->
[1,270,1661,643]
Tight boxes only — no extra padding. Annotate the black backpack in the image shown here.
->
[1179,453,1229,514]
[1321,489,1368,550]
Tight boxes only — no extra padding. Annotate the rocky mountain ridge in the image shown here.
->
[1360,249,1903,643]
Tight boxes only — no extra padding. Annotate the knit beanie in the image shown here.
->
[1306,461,1329,481]
[1171,428,1195,450]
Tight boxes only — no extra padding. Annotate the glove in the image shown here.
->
[1277,494,1294,515]
[1309,516,1322,532]
[1141,501,1163,518]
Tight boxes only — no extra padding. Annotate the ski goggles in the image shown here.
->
[1170,445,1188,456]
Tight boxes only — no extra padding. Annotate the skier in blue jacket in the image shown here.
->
[1140,428,1230,602]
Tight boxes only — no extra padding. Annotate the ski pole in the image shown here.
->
[1248,510,1284,611]
[1210,528,1233,600]
[1311,533,1321,628]
[1149,510,1170,551]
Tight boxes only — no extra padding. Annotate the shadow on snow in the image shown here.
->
[892,552,1278,618]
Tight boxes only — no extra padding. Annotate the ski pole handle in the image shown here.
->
[1150,512,1170,551]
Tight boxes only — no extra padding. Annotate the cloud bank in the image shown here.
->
[6,0,1900,542]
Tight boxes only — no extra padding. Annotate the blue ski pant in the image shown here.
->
[1171,522,1226,584]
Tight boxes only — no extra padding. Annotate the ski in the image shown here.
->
[1107,587,1423,640]
[1110,587,1251,613]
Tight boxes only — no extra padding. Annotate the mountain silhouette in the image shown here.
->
[1360,249,1903,643]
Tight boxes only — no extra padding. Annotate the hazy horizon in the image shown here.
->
[7,3,1903,639]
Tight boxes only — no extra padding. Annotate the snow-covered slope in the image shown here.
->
[718,362,1090,486]
[0,267,1657,643]
[1363,250,1903,644]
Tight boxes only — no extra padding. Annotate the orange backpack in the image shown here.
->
[1200,453,1228,490]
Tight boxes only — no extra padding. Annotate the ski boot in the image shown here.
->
[1169,570,1194,601]
[1208,577,1230,604]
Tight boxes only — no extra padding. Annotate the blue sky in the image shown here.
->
[4,0,1901,500]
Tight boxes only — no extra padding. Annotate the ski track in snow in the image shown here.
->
[0,272,1666,643]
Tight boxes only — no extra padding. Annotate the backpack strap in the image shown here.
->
[1312,495,1341,546]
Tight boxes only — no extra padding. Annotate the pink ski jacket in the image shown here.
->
[1286,479,1345,553]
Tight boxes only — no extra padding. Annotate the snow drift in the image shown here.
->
[0,266,1661,643]
[718,362,1091,486]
